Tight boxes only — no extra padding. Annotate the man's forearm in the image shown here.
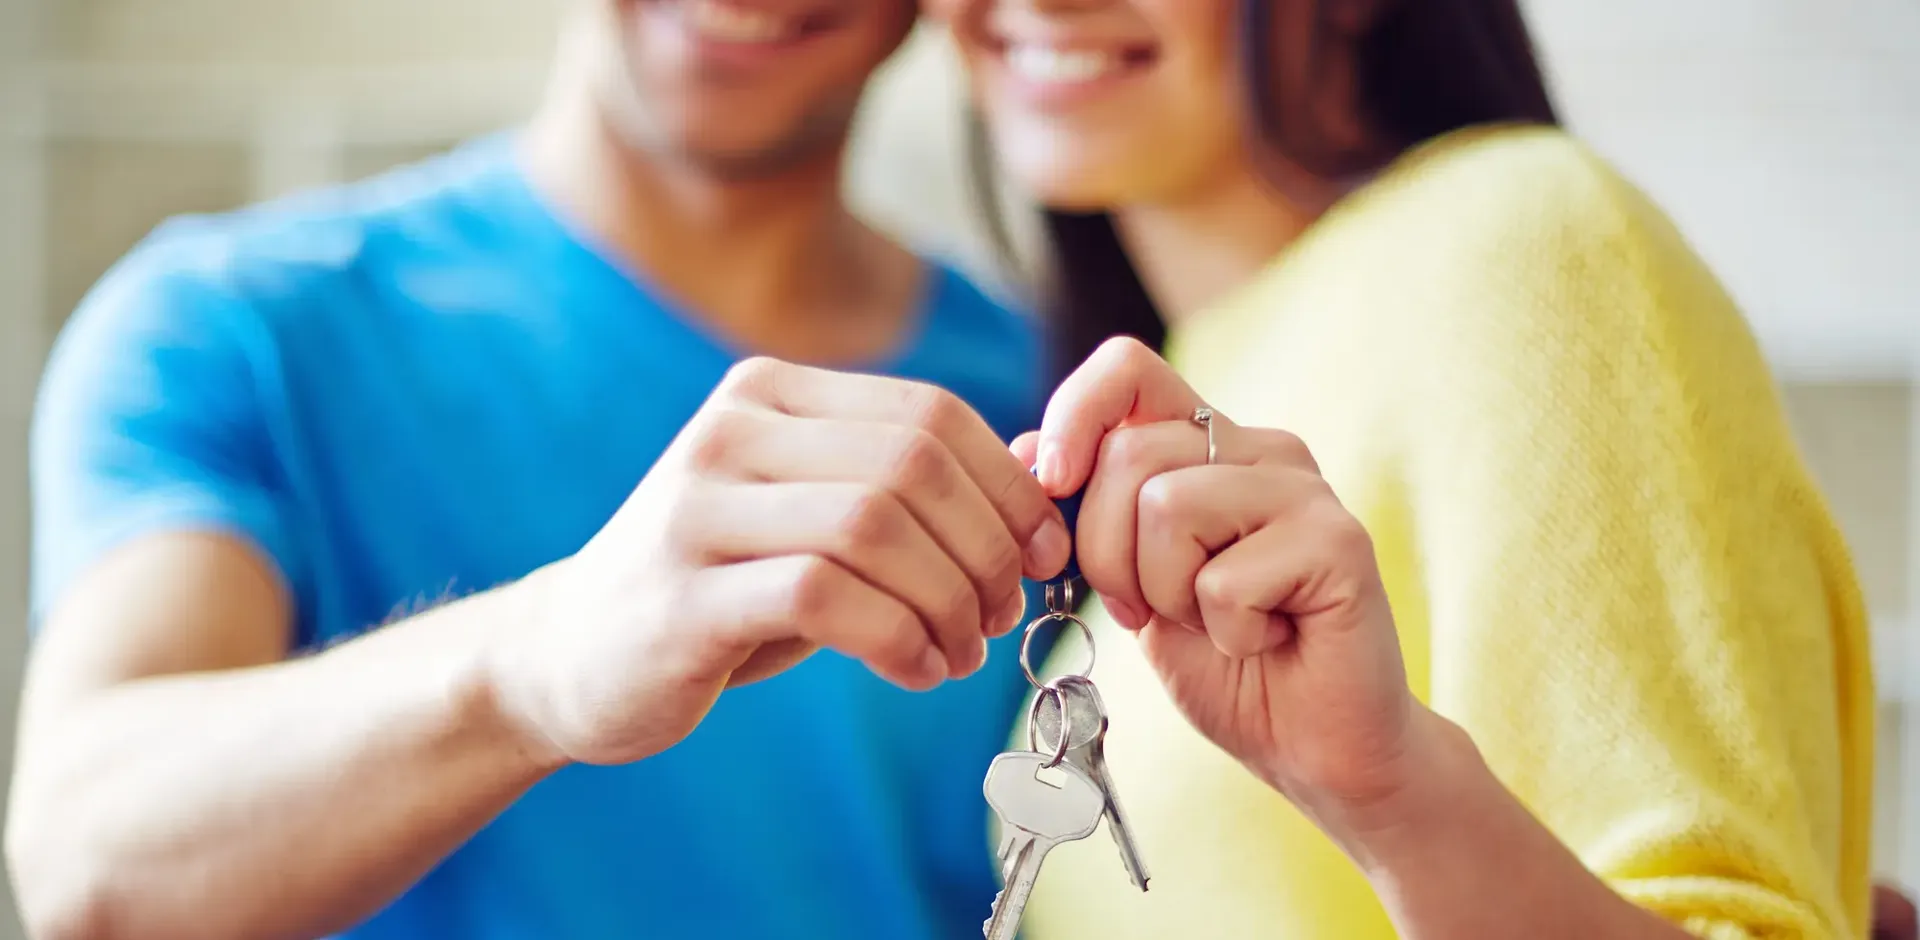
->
[7,579,567,940]
[1332,711,1693,940]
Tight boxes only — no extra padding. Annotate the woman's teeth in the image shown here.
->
[682,0,789,43]
[1005,45,1120,84]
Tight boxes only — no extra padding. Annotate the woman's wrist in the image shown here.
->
[1308,706,1494,874]
[1283,708,1693,939]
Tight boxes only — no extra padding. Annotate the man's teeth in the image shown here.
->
[683,0,788,42]
[1006,45,1119,84]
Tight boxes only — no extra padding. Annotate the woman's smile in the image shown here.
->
[987,35,1159,111]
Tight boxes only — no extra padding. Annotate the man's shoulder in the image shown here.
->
[919,262,1039,357]
[83,138,515,328]
[910,262,1046,435]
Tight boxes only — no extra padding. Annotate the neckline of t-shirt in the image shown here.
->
[450,131,950,377]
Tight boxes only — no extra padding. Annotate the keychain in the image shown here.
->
[978,474,1150,940]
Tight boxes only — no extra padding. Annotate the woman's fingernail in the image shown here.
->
[1026,518,1070,575]
[1036,442,1065,492]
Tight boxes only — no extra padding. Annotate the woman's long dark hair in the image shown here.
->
[967,0,1561,382]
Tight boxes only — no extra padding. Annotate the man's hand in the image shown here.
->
[1877,882,1920,940]
[489,357,1070,767]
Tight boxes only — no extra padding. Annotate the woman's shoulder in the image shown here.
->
[1378,125,1694,274]
[1390,125,1637,216]
[1244,123,1795,454]
[1362,125,1758,375]
[1198,124,1779,435]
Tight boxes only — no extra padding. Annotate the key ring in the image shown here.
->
[1020,578,1094,689]
[1024,682,1072,768]
[1025,674,1102,769]
[1044,579,1074,615]
[1021,466,1093,690]
[1019,609,1095,690]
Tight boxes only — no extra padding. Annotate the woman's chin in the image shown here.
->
[988,123,1170,213]
[1034,191,1121,215]
[1006,165,1132,215]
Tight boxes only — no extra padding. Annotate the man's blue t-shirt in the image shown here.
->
[30,136,1050,939]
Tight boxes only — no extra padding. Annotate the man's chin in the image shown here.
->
[615,114,852,182]
[676,138,841,180]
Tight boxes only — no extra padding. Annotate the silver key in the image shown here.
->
[1033,676,1151,890]
[982,751,1106,940]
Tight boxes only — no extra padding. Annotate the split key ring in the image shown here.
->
[1018,472,1093,691]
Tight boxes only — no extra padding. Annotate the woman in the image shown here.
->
[931,0,1876,936]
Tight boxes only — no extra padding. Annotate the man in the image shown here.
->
[7,0,1072,937]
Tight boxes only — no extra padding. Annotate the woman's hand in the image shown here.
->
[1028,340,1737,940]
[1018,338,1429,827]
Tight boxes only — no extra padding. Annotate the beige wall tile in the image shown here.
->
[341,141,462,185]
[1782,383,1911,622]
[1879,705,1910,875]
[49,0,558,68]
[44,139,251,326]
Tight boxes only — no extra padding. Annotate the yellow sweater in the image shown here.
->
[1015,126,1875,939]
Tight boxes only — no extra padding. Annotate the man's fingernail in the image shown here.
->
[1026,518,1070,575]
[962,640,989,677]
[995,593,1029,636]
[919,648,949,684]
[1105,597,1149,630]
[1036,442,1065,492]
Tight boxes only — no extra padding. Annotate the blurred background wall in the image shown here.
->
[1,0,1916,936]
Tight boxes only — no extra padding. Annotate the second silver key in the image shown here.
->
[1033,675,1151,890]
[982,751,1105,940]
